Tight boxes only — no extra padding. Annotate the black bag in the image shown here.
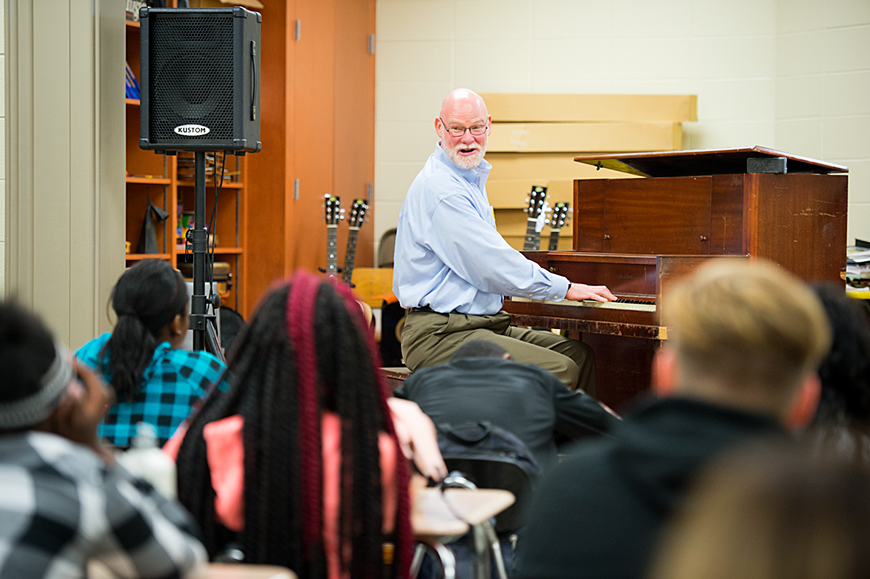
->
[437,421,540,532]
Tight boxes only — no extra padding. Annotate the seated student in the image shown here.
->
[0,301,206,578]
[395,339,619,468]
[650,443,870,579]
[76,259,230,447]
[804,283,870,462]
[513,259,831,579]
[174,271,442,579]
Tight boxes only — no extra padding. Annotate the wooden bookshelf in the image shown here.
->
[125,1,377,316]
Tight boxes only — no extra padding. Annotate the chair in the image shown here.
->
[437,422,540,534]
[409,422,540,579]
[410,485,515,579]
[377,228,397,268]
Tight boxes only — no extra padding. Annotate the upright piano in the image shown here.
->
[502,147,849,410]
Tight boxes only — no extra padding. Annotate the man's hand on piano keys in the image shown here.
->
[566,283,617,303]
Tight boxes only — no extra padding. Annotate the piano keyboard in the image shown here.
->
[510,296,657,312]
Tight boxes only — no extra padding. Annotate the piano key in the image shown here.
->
[509,296,657,312]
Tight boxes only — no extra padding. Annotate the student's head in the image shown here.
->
[436,88,490,171]
[451,340,511,361]
[809,283,870,427]
[0,302,110,443]
[176,271,413,577]
[650,443,870,579]
[656,259,831,424]
[105,259,189,400]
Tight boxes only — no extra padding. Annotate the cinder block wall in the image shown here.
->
[375,0,870,249]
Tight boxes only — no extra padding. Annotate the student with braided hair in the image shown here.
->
[76,259,230,447]
[173,271,428,579]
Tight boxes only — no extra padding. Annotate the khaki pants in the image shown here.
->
[401,310,596,395]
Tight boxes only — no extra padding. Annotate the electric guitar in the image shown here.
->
[523,186,549,251]
[342,199,369,286]
[547,202,571,251]
[323,194,344,276]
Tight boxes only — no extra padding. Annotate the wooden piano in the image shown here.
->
[502,146,848,410]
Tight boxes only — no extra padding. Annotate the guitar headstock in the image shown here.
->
[524,185,548,219]
[348,199,369,229]
[324,194,344,226]
[535,200,551,233]
[551,202,571,229]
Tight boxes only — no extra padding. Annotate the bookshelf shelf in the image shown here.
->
[126,253,171,261]
[126,98,140,106]
[177,247,244,256]
[126,176,171,185]
[176,180,244,189]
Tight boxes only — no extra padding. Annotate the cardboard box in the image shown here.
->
[495,208,574,243]
[486,152,645,180]
[487,121,682,154]
[502,234,573,252]
[486,156,638,209]
[488,178,575,209]
[480,93,697,123]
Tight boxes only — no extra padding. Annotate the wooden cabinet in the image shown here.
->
[125,16,248,312]
[245,0,376,315]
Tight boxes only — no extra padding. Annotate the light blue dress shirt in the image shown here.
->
[393,145,570,315]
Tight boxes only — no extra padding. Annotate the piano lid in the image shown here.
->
[574,146,849,178]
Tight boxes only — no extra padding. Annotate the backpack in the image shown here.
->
[436,421,541,532]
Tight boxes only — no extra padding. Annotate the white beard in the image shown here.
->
[445,142,486,170]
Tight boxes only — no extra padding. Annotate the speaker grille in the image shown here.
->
[148,13,235,143]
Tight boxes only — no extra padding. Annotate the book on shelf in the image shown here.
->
[125,61,140,100]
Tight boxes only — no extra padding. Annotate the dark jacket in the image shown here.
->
[394,357,617,467]
[513,396,789,579]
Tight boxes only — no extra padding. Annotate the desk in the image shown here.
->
[195,564,297,579]
[411,488,515,579]
[88,562,296,579]
[412,488,515,539]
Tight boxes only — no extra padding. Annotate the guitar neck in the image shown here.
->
[548,227,562,251]
[341,228,359,284]
[523,218,541,251]
[326,225,339,273]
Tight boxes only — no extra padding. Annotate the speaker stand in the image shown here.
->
[190,151,213,352]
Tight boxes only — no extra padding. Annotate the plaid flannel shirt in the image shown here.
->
[76,333,230,448]
[0,431,206,578]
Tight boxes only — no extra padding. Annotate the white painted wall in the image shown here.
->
[375,0,870,247]
[775,0,870,243]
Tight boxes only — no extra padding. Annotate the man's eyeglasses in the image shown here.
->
[439,118,488,138]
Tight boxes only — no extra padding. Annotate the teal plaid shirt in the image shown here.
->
[76,333,229,448]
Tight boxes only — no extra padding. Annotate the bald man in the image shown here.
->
[393,89,615,393]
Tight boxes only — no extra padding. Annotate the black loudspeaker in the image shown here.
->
[139,7,261,154]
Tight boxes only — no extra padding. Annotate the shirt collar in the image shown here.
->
[434,143,492,185]
[142,341,173,379]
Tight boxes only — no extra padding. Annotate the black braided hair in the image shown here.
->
[102,259,188,401]
[175,273,413,579]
